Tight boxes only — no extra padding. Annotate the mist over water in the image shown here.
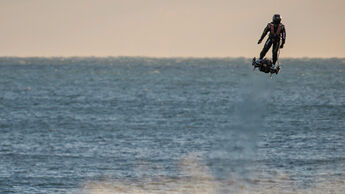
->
[0,57,344,193]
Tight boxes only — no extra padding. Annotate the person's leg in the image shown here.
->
[260,39,272,60]
[272,40,280,65]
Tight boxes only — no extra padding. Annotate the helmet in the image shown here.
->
[272,14,281,24]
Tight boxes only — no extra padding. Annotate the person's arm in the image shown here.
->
[280,25,286,48]
[258,24,270,44]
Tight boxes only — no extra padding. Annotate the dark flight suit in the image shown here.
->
[258,22,286,65]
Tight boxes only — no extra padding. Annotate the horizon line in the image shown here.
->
[0,55,344,60]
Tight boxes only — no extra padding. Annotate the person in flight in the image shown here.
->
[257,14,286,69]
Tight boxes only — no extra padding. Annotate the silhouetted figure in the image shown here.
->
[257,14,286,69]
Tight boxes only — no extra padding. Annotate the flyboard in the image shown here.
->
[252,57,280,78]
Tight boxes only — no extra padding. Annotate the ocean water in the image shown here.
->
[0,57,344,193]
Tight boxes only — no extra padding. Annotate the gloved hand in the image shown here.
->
[280,44,284,49]
[257,39,262,44]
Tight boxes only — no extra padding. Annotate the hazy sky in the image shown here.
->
[0,0,344,58]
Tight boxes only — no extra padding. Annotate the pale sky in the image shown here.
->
[0,0,344,58]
